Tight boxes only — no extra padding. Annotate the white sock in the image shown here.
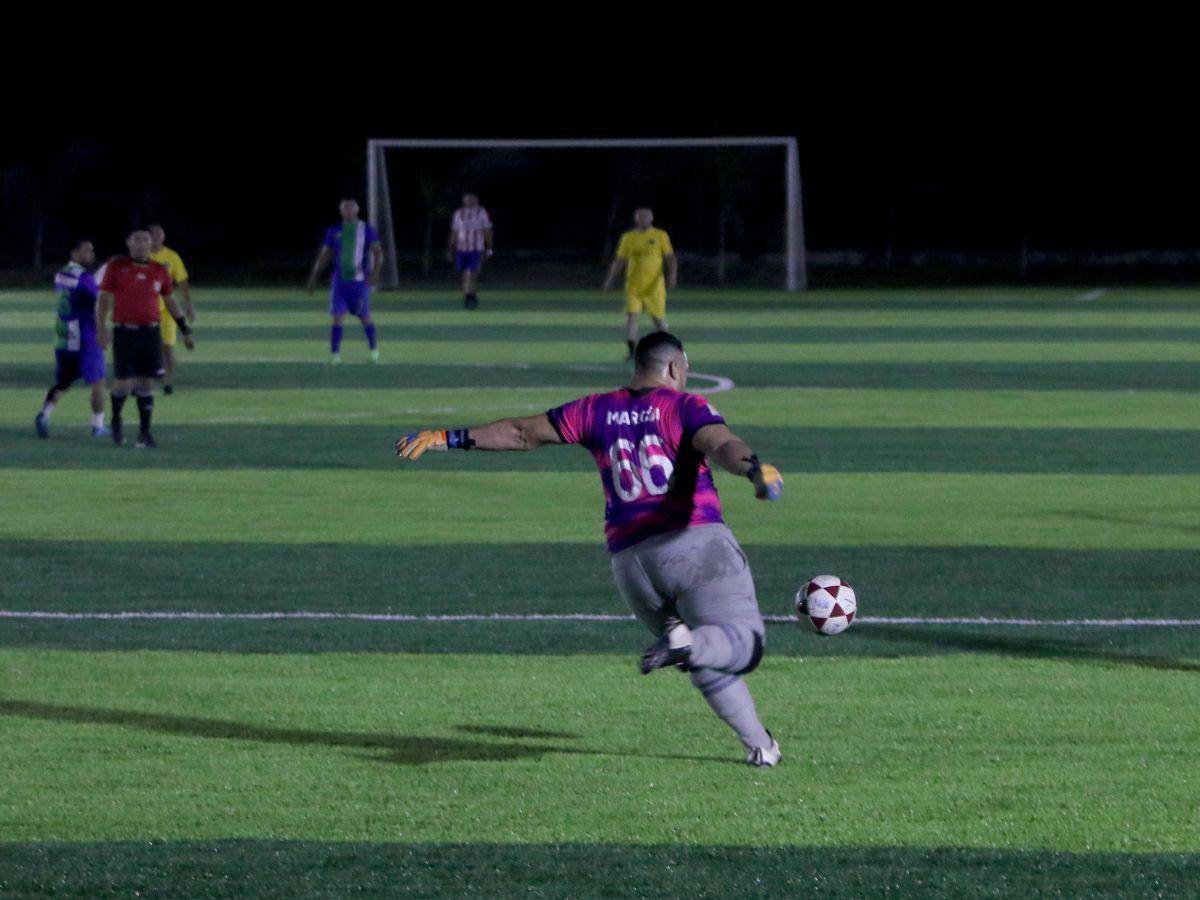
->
[41,402,55,419]
[91,412,105,428]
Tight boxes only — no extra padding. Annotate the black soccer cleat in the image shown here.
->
[34,412,49,438]
[111,419,124,446]
[134,432,156,449]
[464,294,478,310]
[640,620,693,674]
[163,384,174,395]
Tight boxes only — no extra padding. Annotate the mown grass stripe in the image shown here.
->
[5,424,1197,474]
[7,360,1200,390]
[1,840,1198,898]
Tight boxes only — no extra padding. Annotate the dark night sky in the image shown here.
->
[4,61,1196,271]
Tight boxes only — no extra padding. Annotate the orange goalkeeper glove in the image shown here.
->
[395,430,447,460]
[746,455,784,501]
[395,428,474,460]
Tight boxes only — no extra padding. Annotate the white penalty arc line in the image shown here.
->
[1,611,1197,627]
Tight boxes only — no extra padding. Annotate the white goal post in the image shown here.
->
[366,137,807,290]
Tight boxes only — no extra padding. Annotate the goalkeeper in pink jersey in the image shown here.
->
[396,332,786,767]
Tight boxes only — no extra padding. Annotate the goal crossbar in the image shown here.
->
[367,136,806,289]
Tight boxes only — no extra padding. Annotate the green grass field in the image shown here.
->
[2,287,1199,897]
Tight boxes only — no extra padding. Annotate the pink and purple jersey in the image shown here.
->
[548,387,727,553]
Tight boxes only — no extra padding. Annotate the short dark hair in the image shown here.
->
[634,331,684,371]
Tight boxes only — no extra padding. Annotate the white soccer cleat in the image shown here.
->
[746,735,782,768]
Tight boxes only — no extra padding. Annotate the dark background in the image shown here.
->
[3,73,1195,285]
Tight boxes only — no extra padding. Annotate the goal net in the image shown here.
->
[367,138,805,290]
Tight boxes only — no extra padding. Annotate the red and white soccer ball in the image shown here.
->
[796,575,857,636]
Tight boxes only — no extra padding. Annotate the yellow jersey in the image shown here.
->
[616,228,674,292]
[150,246,189,287]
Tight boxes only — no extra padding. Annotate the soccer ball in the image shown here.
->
[796,575,857,636]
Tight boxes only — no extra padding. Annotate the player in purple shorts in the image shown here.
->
[35,239,109,439]
[446,194,493,309]
[306,199,384,364]
[396,331,787,767]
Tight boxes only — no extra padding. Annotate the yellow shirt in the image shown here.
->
[616,228,673,291]
[150,246,189,288]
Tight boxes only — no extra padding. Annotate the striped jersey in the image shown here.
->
[323,219,380,284]
[450,206,492,252]
[54,263,99,351]
[547,387,727,553]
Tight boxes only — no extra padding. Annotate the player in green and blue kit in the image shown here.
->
[305,198,383,364]
[35,239,108,438]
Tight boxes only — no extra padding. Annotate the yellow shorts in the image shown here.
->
[625,281,667,319]
[158,297,176,347]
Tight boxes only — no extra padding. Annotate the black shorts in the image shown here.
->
[113,325,164,380]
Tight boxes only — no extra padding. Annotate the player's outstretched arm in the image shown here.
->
[692,423,783,501]
[396,414,563,459]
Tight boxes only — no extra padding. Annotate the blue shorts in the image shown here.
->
[455,250,483,273]
[55,348,105,386]
[330,281,371,318]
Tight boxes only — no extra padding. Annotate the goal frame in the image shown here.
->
[366,137,806,290]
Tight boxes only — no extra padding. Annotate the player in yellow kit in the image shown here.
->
[603,208,678,359]
[149,224,195,394]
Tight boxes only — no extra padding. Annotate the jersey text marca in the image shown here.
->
[607,408,662,426]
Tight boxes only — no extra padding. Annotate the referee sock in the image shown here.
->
[136,393,154,434]
[110,392,127,422]
[331,325,344,354]
[363,322,377,350]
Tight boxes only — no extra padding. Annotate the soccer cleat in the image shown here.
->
[134,432,156,449]
[90,425,110,438]
[35,412,49,438]
[640,619,693,674]
[746,733,782,768]
[329,354,342,365]
[464,294,478,310]
[111,419,124,445]
[163,384,174,395]
[369,349,380,363]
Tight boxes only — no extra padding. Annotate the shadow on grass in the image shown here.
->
[868,625,1200,674]
[0,699,732,766]
[454,724,582,740]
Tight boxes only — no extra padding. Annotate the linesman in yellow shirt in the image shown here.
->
[149,224,195,395]
[603,208,678,359]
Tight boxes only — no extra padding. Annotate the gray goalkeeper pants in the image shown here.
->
[611,524,770,748]
[614,525,763,672]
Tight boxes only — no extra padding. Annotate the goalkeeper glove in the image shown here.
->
[746,455,783,501]
[395,428,473,460]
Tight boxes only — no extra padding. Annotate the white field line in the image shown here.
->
[1,611,1197,627]
[1077,288,1111,301]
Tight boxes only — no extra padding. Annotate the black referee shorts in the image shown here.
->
[113,325,164,380]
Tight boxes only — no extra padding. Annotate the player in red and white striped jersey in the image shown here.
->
[446,194,493,309]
